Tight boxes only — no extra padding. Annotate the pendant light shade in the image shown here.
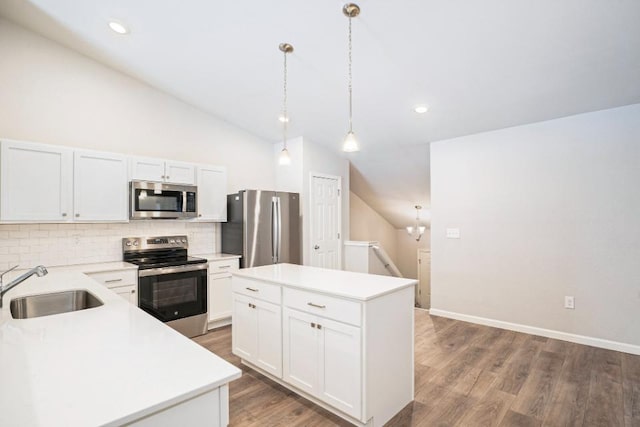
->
[279,43,293,165]
[342,3,360,152]
[343,131,359,152]
[279,147,291,165]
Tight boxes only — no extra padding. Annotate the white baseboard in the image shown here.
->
[207,317,231,331]
[429,308,640,356]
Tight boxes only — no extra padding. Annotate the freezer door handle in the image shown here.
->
[275,196,282,263]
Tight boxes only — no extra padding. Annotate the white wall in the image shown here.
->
[274,137,350,267]
[349,192,398,264]
[430,104,640,351]
[0,19,275,193]
[0,19,277,270]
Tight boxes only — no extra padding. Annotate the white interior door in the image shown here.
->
[417,250,431,309]
[310,174,341,269]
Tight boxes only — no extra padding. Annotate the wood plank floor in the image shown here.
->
[193,310,640,426]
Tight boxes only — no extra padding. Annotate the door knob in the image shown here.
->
[314,245,320,250]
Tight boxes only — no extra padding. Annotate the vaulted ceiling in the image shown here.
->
[2,0,639,227]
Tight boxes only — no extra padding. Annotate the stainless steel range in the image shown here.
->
[123,235,208,338]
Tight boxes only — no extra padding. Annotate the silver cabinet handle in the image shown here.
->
[246,287,259,292]
[75,213,80,217]
[317,324,322,330]
[311,322,316,328]
[130,290,135,294]
[307,302,326,309]
[166,176,170,180]
[105,278,123,283]
[161,175,166,179]
[62,213,67,217]
[314,245,320,250]
[218,265,231,269]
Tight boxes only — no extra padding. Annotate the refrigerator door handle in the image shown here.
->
[276,196,282,263]
[271,197,278,263]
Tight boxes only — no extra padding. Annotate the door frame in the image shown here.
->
[417,249,431,310]
[309,172,343,269]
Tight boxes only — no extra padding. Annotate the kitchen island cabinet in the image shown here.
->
[0,270,240,427]
[232,263,416,427]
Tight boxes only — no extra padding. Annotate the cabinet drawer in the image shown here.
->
[87,269,137,288]
[283,288,361,327]
[232,277,281,305]
[208,258,239,276]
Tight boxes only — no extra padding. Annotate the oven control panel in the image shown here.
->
[123,235,189,252]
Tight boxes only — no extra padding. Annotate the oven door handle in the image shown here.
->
[139,263,208,277]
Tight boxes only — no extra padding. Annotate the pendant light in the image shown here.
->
[279,43,293,165]
[342,3,360,152]
[406,205,426,241]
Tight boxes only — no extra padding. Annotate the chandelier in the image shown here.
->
[406,205,426,241]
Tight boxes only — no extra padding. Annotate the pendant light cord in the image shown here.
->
[283,49,288,150]
[348,16,353,133]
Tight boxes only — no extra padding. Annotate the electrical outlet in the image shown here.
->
[446,228,460,239]
[564,296,575,309]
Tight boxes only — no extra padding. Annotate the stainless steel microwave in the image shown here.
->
[130,181,197,219]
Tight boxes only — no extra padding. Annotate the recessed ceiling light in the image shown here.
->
[278,114,289,123]
[414,105,429,114]
[108,21,129,35]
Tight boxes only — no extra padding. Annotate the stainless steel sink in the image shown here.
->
[10,290,104,319]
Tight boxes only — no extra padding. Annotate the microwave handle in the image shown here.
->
[182,191,187,213]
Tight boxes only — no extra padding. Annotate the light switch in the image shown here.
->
[446,228,460,239]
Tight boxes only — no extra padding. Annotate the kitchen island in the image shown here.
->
[0,270,241,427]
[231,263,416,427]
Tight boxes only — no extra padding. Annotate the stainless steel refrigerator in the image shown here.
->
[221,190,301,268]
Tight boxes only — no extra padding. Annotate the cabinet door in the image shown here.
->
[129,156,165,182]
[165,161,195,185]
[111,285,138,305]
[318,317,362,419]
[283,308,320,396]
[1,140,73,221]
[232,293,258,360]
[209,275,232,322]
[255,299,282,378]
[74,150,128,221]
[196,165,227,221]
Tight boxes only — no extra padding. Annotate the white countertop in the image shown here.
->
[0,271,241,427]
[232,263,417,301]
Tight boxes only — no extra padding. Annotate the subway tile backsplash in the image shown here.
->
[0,222,218,271]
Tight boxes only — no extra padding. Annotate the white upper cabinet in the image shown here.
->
[130,157,195,185]
[197,165,227,221]
[1,140,73,221]
[73,150,128,221]
[165,161,196,185]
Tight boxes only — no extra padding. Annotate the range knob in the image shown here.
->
[169,239,175,244]
[133,241,139,246]
[181,239,187,243]
[125,241,132,246]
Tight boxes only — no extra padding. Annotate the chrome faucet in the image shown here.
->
[0,265,48,308]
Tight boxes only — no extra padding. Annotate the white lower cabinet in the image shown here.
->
[232,293,282,378]
[283,308,362,420]
[86,269,138,305]
[207,257,239,329]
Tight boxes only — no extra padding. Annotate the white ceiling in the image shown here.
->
[1,0,640,228]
